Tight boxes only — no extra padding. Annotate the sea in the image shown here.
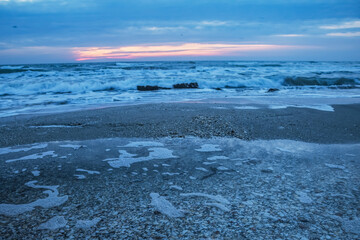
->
[0,61,359,117]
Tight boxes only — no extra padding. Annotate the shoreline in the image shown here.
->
[0,102,359,147]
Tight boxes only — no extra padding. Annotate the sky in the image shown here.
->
[0,0,359,64]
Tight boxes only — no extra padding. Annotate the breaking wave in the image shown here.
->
[0,61,359,116]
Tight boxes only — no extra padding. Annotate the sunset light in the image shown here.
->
[73,43,296,61]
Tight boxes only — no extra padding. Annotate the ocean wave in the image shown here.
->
[283,77,359,86]
[0,68,45,74]
[227,62,284,68]
[120,66,171,70]
[0,65,24,69]
[1,61,360,117]
[0,75,358,97]
[0,69,28,74]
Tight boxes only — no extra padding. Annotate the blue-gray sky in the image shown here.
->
[0,0,359,64]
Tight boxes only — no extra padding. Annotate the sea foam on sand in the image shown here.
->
[0,181,68,216]
[103,146,177,168]
[150,193,184,218]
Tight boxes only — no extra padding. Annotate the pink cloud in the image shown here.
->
[73,43,302,61]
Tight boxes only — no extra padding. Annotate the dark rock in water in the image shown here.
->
[267,88,279,93]
[137,85,170,91]
[173,82,199,89]
[214,88,222,91]
[137,85,159,91]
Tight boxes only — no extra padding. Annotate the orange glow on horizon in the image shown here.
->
[73,43,300,61]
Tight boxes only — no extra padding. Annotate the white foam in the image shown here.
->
[123,141,164,147]
[74,174,86,179]
[180,192,230,205]
[195,144,222,152]
[76,168,100,175]
[269,104,334,112]
[103,148,177,168]
[0,143,48,155]
[234,106,260,110]
[0,181,68,216]
[162,172,180,176]
[150,193,184,218]
[170,185,183,191]
[59,144,85,150]
[325,163,346,170]
[203,161,217,165]
[75,218,101,229]
[195,167,209,172]
[148,148,177,159]
[345,153,356,157]
[31,170,40,176]
[37,216,67,230]
[207,155,229,161]
[0,65,24,69]
[5,151,58,163]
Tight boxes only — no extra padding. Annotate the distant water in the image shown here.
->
[0,61,359,117]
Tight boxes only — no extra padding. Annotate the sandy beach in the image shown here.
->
[0,101,359,239]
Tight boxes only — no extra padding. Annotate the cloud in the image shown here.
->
[134,20,233,33]
[195,20,234,30]
[143,26,185,32]
[73,42,303,61]
[198,21,230,27]
[320,20,360,30]
[326,32,360,37]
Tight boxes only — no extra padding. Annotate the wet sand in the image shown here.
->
[0,102,359,147]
